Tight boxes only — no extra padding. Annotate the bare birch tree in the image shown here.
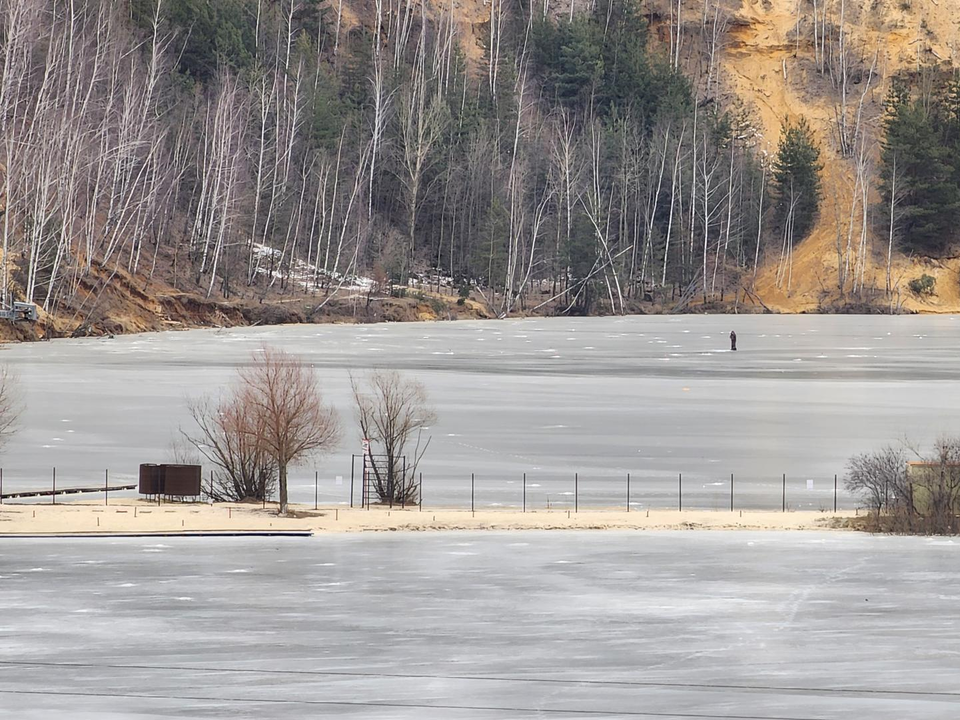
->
[397,29,448,265]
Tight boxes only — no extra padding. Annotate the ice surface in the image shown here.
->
[1,315,960,508]
[0,531,958,718]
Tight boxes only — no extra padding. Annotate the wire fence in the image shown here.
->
[329,470,856,513]
[0,467,860,512]
[407,472,851,513]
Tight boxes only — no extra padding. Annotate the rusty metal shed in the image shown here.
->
[139,463,201,499]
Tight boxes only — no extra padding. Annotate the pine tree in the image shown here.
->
[880,83,960,255]
[772,117,822,244]
[531,15,604,111]
[167,0,258,82]
[530,0,689,126]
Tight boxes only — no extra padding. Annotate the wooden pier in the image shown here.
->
[0,485,136,500]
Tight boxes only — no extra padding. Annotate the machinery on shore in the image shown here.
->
[0,301,37,322]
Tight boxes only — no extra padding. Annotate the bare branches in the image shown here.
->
[847,437,960,535]
[397,32,449,265]
[183,393,277,503]
[193,71,248,298]
[0,365,21,452]
[185,346,339,513]
[238,346,341,513]
[350,370,436,505]
[845,444,906,516]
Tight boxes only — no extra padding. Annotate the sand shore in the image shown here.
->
[0,500,857,536]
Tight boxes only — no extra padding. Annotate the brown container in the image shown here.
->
[161,464,202,497]
[139,464,161,494]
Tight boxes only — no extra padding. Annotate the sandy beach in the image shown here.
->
[0,500,857,535]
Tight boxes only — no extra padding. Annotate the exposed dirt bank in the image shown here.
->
[0,270,499,344]
[3,269,940,346]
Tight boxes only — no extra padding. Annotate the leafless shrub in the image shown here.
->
[847,437,960,535]
[904,436,960,535]
[351,370,436,505]
[182,394,277,503]
[844,443,906,517]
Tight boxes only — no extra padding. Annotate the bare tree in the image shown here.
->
[0,365,20,451]
[912,437,960,534]
[845,443,906,517]
[183,394,277,502]
[849,437,960,534]
[238,346,341,514]
[885,150,905,297]
[397,33,448,265]
[582,120,626,314]
[351,370,436,505]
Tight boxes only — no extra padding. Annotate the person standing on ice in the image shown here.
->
[730,331,737,351]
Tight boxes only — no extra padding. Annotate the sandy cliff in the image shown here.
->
[717,0,960,312]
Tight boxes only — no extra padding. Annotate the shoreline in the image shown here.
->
[8,299,951,346]
[0,501,857,536]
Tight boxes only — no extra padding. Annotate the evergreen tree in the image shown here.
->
[531,14,604,111]
[880,82,960,255]
[530,0,690,126]
[166,0,258,82]
[772,117,822,243]
[311,66,351,151]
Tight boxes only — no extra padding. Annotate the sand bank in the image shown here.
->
[0,500,857,536]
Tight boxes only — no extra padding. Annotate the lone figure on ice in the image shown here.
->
[730,330,737,351]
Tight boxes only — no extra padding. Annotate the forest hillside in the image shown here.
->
[1,0,959,338]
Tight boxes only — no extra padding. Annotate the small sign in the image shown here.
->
[806,479,814,491]
[361,438,370,453]
[335,475,343,486]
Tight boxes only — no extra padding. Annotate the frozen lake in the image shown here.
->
[3,314,960,508]
[0,531,958,719]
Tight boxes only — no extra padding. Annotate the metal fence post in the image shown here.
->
[105,469,109,506]
[626,473,630,512]
[350,455,355,508]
